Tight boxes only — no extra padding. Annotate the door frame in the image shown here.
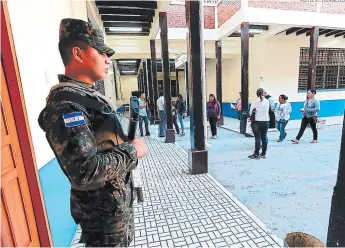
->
[1,2,52,246]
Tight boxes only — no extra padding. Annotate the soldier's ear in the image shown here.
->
[71,46,83,63]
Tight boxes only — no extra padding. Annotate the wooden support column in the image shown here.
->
[215,40,224,125]
[186,0,208,174]
[240,22,249,135]
[308,27,319,90]
[147,59,155,124]
[175,69,180,95]
[138,69,143,92]
[140,69,144,93]
[143,61,148,96]
[159,12,175,143]
[327,110,345,247]
[150,39,159,121]
[184,62,190,116]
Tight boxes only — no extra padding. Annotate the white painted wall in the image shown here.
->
[119,75,138,104]
[257,35,345,103]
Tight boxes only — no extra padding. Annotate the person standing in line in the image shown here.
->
[171,102,180,135]
[38,18,148,247]
[292,89,320,144]
[264,90,276,144]
[138,92,150,137]
[175,94,186,136]
[156,92,166,137]
[275,94,292,142]
[207,94,221,139]
[235,92,242,120]
[249,88,270,159]
[145,95,151,120]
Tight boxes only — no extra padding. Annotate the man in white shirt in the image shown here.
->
[138,92,150,137]
[156,92,166,137]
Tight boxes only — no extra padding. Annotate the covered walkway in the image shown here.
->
[70,120,283,247]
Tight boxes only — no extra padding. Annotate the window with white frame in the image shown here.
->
[298,48,345,91]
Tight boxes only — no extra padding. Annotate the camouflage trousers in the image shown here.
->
[71,182,135,247]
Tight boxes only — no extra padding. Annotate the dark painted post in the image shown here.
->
[215,40,224,125]
[308,27,319,90]
[150,40,159,121]
[175,69,180,95]
[143,61,149,96]
[240,22,249,135]
[184,62,190,116]
[147,59,155,124]
[138,69,142,92]
[139,69,144,92]
[137,73,140,91]
[159,12,175,143]
[186,0,208,174]
[327,110,345,247]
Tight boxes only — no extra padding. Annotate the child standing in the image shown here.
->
[275,94,292,142]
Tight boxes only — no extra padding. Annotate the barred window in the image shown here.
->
[298,48,345,91]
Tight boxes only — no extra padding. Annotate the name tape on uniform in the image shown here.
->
[63,112,86,127]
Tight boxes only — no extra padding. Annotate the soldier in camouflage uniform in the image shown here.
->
[38,18,147,247]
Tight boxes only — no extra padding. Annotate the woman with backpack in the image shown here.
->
[207,94,221,139]
[175,94,186,136]
[249,88,270,159]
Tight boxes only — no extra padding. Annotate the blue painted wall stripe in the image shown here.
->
[222,99,345,120]
[39,158,77,247]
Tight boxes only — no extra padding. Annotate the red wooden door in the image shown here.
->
[1,63,40,247]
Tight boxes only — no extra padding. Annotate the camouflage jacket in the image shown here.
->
[38,75,137,245]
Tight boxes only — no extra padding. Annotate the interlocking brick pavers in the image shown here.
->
[71,123,283,247]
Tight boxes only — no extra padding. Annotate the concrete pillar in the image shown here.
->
[240,22,249,135]
[308,27,319,90]
[159,12,175,143]
[186,0,208,174]
[216,40,224,125]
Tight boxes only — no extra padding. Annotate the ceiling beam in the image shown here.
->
[319,29,335,36]
[149,1,171,39]
[306,28,324,36]
[104,22,152,28]
[228,33,254,38]
[285,27,302,35]
[101,15,153,22]
[106,32,150,36]
[325,30,345,37]
[296,28,310,36]
[106,27,150,33]
[98,7,155,16]
[249,25,269,30]
[335,31,345,37]
[96,1,157,9]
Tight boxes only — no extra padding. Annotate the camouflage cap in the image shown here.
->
[59,18,115,57]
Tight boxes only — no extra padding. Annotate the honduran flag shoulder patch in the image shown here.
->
[62,112,86,128]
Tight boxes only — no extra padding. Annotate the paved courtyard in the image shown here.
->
[176,122,342,244]
[71,118,285,248]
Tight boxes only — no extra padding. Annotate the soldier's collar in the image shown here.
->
[58,74,95,89]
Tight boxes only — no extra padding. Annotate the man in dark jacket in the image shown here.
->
[38,18,147,247]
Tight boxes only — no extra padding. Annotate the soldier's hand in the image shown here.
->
[131,138,148,158]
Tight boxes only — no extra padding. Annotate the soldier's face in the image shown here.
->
[81,45,110,81]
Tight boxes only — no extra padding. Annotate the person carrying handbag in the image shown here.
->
[292,89,320,144]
